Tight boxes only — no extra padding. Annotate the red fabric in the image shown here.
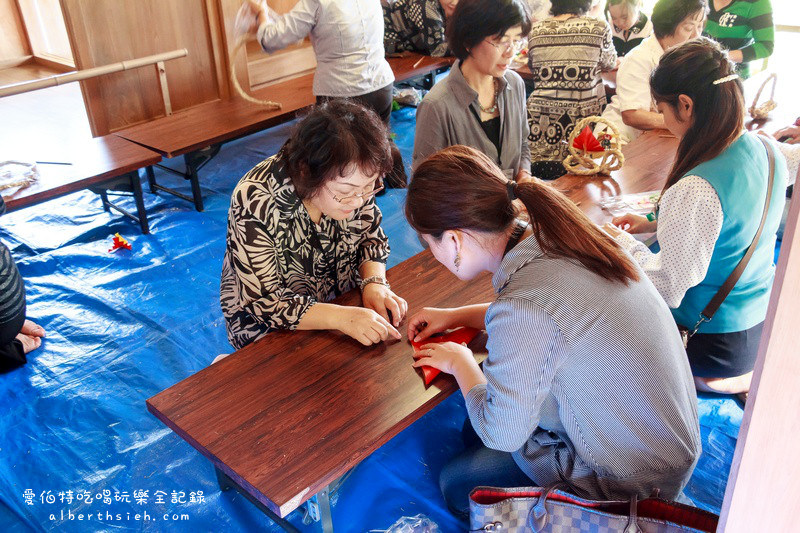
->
[572,125,604,152]
[411,327,481,385]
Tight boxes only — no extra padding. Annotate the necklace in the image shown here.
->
[477,78,500,114]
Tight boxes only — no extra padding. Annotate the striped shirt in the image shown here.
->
[0,197,26,326]
[465,235,701,500]
[704,0,774,78]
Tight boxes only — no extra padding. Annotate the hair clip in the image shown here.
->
[712,74,739,85]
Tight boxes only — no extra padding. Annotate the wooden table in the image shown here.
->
[145,130,680,531]
[147,252,493,529]
[0,134,161,233]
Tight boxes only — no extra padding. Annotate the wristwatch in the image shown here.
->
[359,275,390,290]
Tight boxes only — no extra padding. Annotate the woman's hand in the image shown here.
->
[412,341,475,376]
[609,212,656,234]
[336,306,401,346]
[774,125,800,145]
[243,0,269,31]
[361,283,408,328]
[407,307,460,343]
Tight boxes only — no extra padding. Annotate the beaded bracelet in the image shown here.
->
[359,276,390,290]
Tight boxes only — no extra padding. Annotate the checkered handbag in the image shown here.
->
[469,486,719,533]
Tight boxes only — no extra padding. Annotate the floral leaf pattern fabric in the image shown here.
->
[220,151,390,349]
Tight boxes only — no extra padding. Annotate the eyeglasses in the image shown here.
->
[328,178,384,204]
[485,37,527,54]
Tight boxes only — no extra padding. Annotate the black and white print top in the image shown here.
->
[383,0,449,57]
[609,11,653,57]
[220,151,390,350]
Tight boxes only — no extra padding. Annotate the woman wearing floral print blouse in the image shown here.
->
[220,101,408,350]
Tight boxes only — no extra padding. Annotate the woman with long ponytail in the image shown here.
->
[406,145,700,519]
[608,37,789,400]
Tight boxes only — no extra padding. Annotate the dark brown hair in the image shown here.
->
[551,0,593,16]
[650,37,744,197]
[283,100,392,199]
[406,145,640,284]
[651,0,707,39]
[447,0,532,61]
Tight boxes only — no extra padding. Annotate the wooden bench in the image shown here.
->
[0,134,161,233]
[146,131,680,531]
[115,53,454,212]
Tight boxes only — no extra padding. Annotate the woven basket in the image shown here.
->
[748,73,777,120]
[562,116,624,176]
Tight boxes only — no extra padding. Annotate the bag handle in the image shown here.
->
[527,484,643,533]
[624,494,643,533]
[689,135,776,336]
[527,483,565,531]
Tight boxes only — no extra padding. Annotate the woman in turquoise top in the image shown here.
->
[607,38,787,399]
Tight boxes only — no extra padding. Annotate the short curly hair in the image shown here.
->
[283,100,392,200]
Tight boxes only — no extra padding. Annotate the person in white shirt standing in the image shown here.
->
[243,0,408,185]
[601,0,707,143]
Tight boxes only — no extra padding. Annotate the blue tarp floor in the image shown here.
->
[0,105,745,532]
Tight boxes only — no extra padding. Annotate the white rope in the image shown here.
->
[230,36,282,110]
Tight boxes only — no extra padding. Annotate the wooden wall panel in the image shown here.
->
[244,0,316,88]
[16,0,73,66]
[62,0,223,136]
[718,190,800,530]
[0,0,30,62]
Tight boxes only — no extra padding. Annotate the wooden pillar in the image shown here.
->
[719,187,800,530]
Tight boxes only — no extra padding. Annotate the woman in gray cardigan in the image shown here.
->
[406,145,700,519]
[412,0,532,181]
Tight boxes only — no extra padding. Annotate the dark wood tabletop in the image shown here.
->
[147,251,493,518]
[553,129,679,224]
[388,52,455,82]
[115,73,317,159]
[116,53,454,159]
[0,134,161,211]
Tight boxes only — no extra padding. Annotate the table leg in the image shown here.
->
[214,467,301,533]
[129,170,150,234]
[89,171,150,234]
[317,486,334,533]
[146,166,157,193]
[148,144,221,212]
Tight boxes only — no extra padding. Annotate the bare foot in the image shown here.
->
[20,319,45,338]
[15,332,42,354]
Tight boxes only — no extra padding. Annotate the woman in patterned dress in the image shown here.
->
[383,0,459,57]
[526,0,617,180]
[220,101,408,350]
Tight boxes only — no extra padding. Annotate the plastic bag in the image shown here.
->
[373,514,440,533]
[393,87,423,107]
[599,190,661,216]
